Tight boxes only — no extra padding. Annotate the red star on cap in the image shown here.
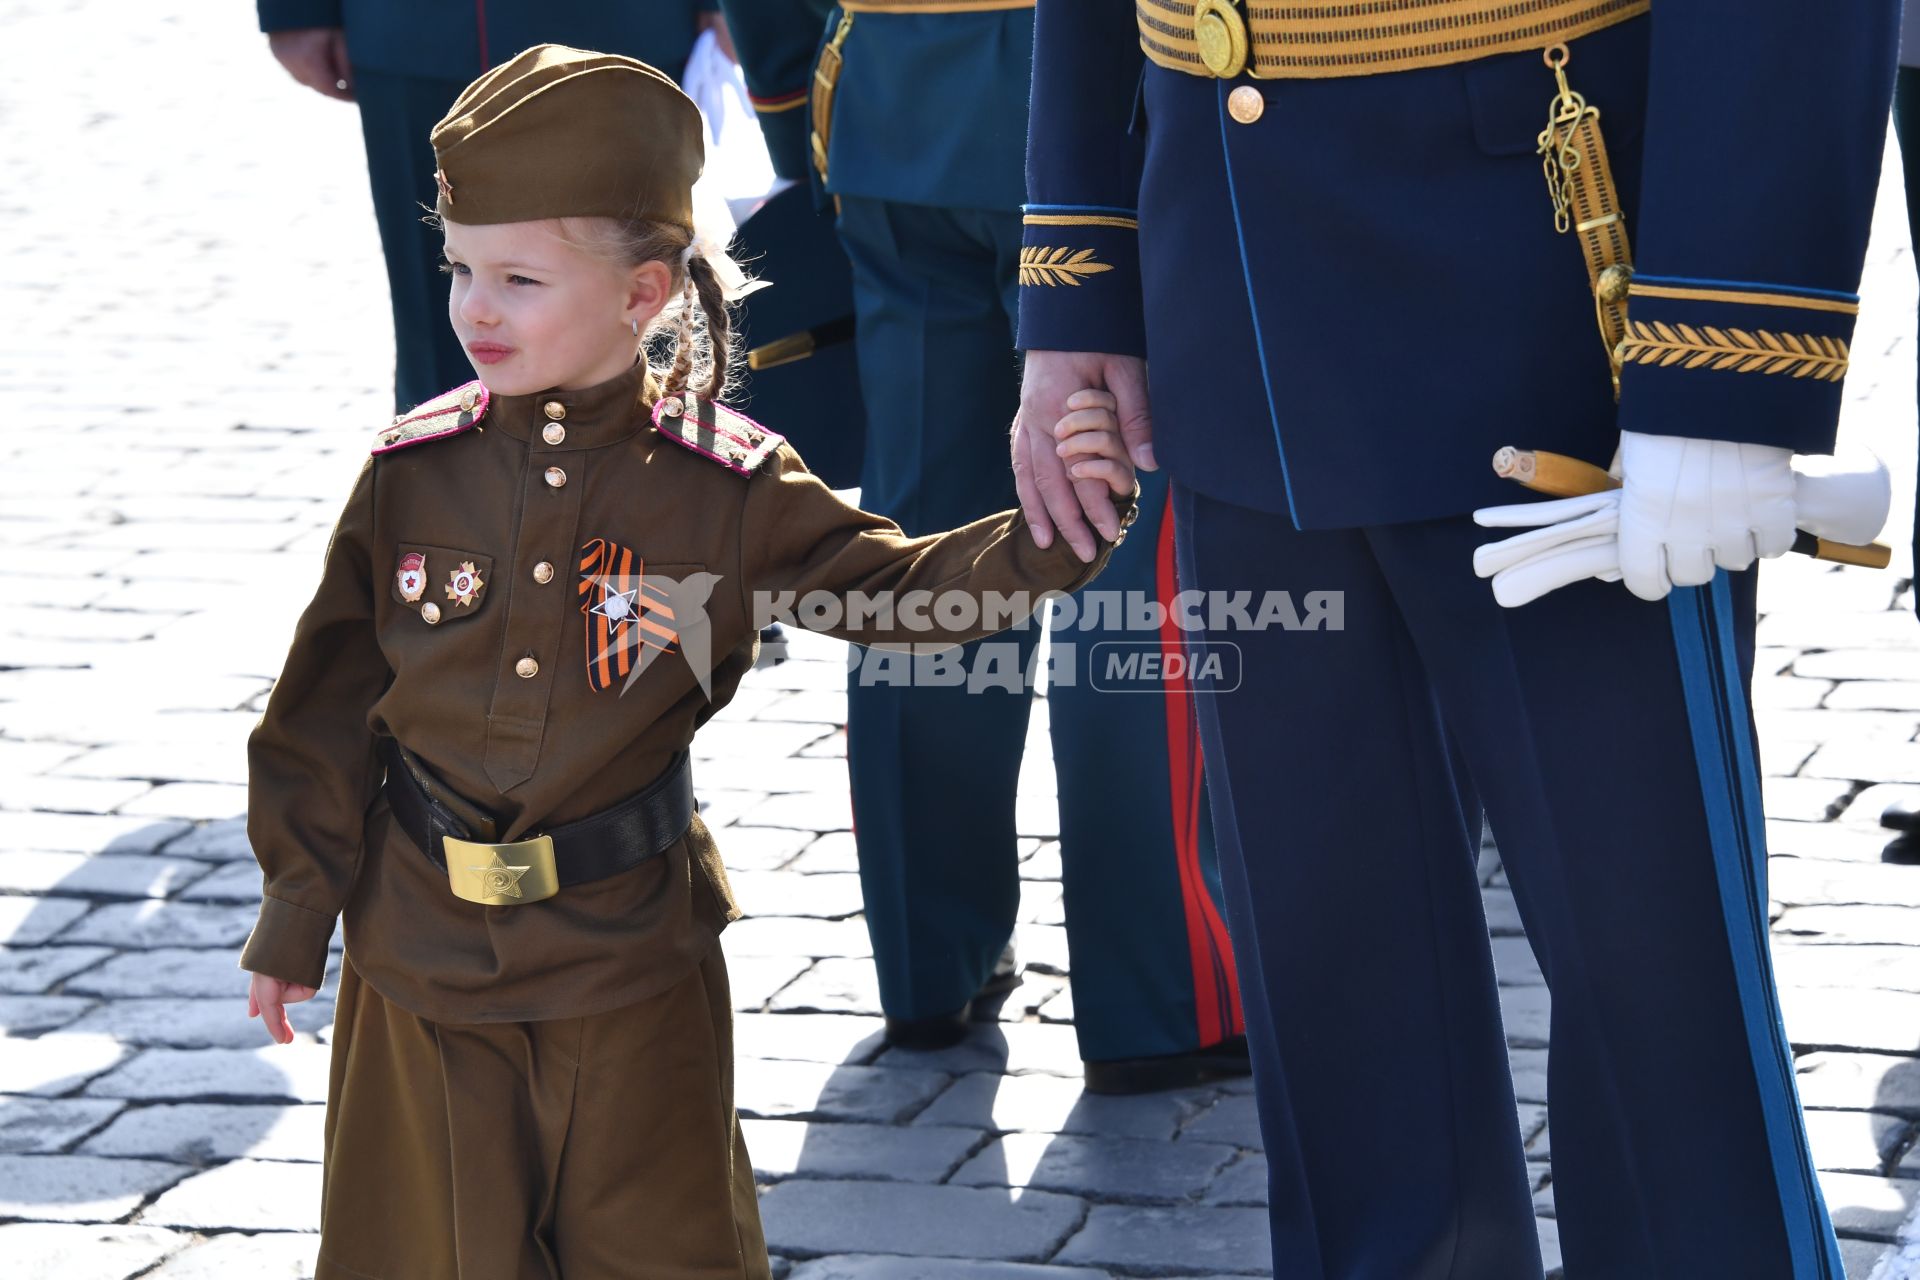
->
[435,169,454,205]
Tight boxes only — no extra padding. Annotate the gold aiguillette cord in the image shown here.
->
[1537,43,1634,397]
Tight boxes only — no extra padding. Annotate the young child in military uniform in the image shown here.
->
[236,44,1136,1280]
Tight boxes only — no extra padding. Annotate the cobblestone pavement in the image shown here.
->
[3,2,1919,1277]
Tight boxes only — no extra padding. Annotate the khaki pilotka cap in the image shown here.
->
[429,44,704,229]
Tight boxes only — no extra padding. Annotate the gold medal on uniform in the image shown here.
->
[396,551,427,603]
[446,561,484,608]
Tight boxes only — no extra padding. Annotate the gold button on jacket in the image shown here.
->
[240,360,1128,1023]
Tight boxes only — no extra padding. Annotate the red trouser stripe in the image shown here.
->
[1155,507,1244,1043]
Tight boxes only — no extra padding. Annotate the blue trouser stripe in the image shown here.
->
[1669,576,1841,1278]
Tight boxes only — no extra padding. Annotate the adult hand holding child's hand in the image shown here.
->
[248,971,318,1046]
[1012,353,1150,563]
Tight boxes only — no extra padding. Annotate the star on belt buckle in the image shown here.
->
[443,834,560,906]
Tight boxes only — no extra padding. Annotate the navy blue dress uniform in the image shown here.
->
[720,0,1247,1079]
[1021,0,1895,1273]
[255,0,717,413]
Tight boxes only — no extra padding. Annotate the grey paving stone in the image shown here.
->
[785,831,862,874]
[711,825,816,872]
[1538,1216,1563,1277]
[743,1118,982,1184]
[0,775,152,816]
[1499,985,1552,1049]
[83,1045,332,1104]
[80,1102,324,1164]
[736,1059,951,1125]
[915,1074,1195,1142]
[1482,887,1524,935]
[731,871,867,920]
[1775,906,1920,948]
[724,916,874,960]
[57,901,255,948]
[171,860,264,901]
[1509,1048,1549,1105]
[1492,935,1545,986]
[0,994,95,1035]
[1838,1237,1894,1280]
[162,819,255,863]
[1205,1153,1268,1207]
[0,812,191,855]
[144,1232,319,1278]
[1012,924,1071,976]
[1777,944,1920,993]
[1054,1205,1272,1275]
[116,782,249,820]
[1765,777,1858,823]
[1768,819,1900,864]
[63,947,253,998]
[952,1132,1236,1203]
[140,1157,322,1232]
[737,788,853,832]
[875,1021,1084,1079]
[1803,1107,1912,1174]
[51,742,247,787]
[733,1013,889,1065]
[1797,650,1920,682]
[769,956,886,1016]
[729,956,813,1011]
[31,854,214,901]
[1782,987,1920,1055]
[64,996,333,1049]
[1182,1094,1263,1150]
[1796,1052,1920,1116]
[786,1260,1106,1280]
[0,1154,192,1222]
[0,1223,189,1280]
[1820,1170,1919,1241]
[0,1033,128,1096]
[760,1180,1085,1263]
[0,896,90,946]
[0,1097,124,1155]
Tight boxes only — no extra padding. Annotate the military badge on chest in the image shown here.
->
[577,537,681,692]
[445,561,484,609]
[395,552,426,603]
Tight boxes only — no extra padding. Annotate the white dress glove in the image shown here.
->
[1472,447,1889,609]
[1614,431,1795,601]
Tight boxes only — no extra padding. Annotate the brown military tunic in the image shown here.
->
[241,359,1127,1279]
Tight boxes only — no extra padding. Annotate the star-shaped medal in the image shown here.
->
[589,581,641,630]
[468,850,531,900]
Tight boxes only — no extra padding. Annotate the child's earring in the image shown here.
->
[629,317,640,338]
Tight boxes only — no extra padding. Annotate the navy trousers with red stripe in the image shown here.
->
[836,196,1242,1062]
[1173,482,1840,1279]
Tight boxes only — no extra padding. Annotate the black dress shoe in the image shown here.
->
[1881,797,1920,835]
[1082,1035,1254,1096]
[883,944,1021,1051]
[1885,834,1920,866]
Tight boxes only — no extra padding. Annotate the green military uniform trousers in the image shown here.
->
[314,942,768,1280]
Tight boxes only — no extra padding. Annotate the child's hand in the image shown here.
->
[247,971,318,1046]
[1054,388,1139,500]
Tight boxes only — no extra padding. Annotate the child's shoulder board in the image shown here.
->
[374,380,490,455]
[650,393,783,476]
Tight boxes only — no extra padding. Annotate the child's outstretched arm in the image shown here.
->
[738,411,1138,651]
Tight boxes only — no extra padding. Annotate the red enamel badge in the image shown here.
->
[396,552,426,603]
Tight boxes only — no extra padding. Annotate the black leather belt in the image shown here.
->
[380,740,695,906]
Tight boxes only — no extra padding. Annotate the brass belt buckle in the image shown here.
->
[444,834,560,906]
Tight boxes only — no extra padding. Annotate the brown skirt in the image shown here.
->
[315,943,769,1280]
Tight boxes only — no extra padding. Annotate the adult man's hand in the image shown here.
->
[1014,350,1155,562]
[268,28,354,103]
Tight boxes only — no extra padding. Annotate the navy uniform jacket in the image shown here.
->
[256,0,713,84]
[722,0,1033,213]
[1017,1,1898,530]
